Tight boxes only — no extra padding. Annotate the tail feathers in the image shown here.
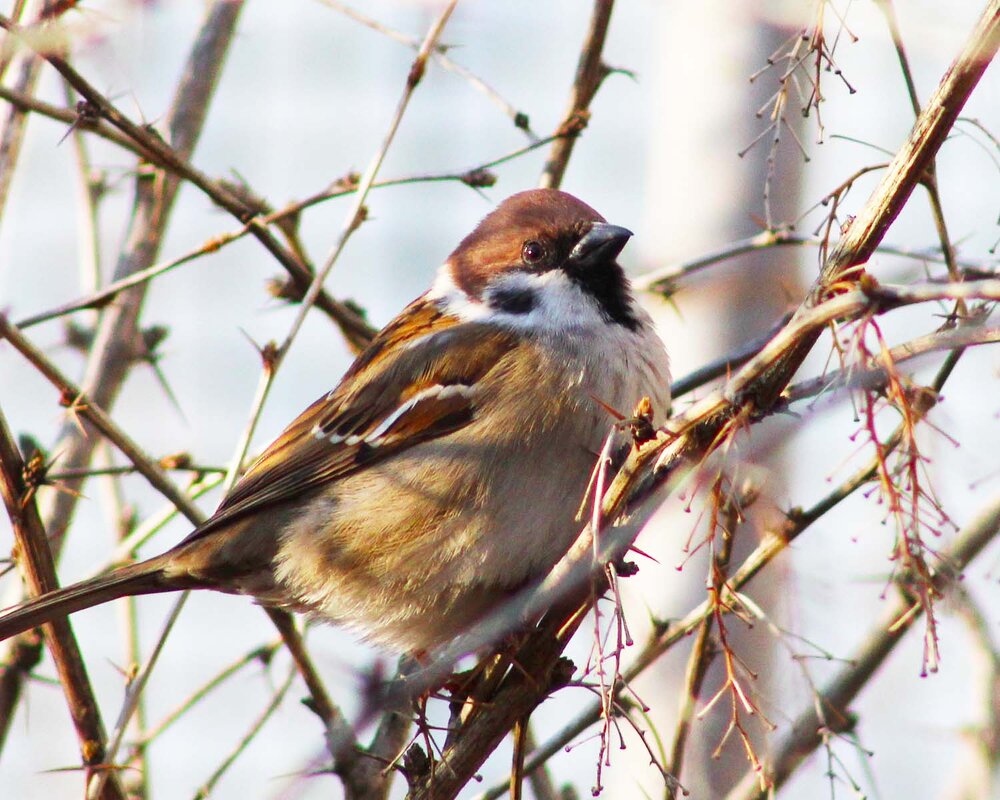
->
[0,560,174,641]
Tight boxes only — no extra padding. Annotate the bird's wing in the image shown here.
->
[188,298,518,538]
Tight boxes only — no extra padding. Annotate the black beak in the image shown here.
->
[567,222,633,268]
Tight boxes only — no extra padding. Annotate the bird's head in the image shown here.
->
[434,189,639,331]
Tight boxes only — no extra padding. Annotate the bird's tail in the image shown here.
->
[0,559,174,640]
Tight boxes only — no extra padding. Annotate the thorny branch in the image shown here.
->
[402,4,1000,796]
[1,2,998,798]
[5,135,562,334]
[0,9,373,352]
[0,408,126,800]
[0,1,247,780]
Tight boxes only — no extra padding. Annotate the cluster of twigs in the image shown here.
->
[0,1,997,799]
[741,1,859,228]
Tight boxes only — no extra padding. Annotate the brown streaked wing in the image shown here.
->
[339,295,463,381]
[183,312,518,540]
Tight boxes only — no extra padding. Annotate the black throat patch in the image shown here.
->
[562,260,640,331]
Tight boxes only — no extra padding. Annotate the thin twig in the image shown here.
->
[539,0,617,189]
[87,592,191,800]
[784,320,999,405]
[101,446,149,799]
[193,664,298,799]
[216,0,459,526]
[129,640,281,751]
[664,479,738,795]
[724,491,1000,800]
[633,229,992,297]
[253,7,458,797]
[317,0,538,139]
[875,0,967,317]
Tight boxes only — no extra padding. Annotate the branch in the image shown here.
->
[784,319,999,405]
[724,491,1000,800]
[814,0,999,290]
[8,133,558,335]
[0,81,150,157]
[318,0,538,139]
[0,0,246,756]
[670,310,795,399]
[398,4,1000,793]
[0,406,125,800]
[633,228,994,298]
[513,323,982,785]
[0,9,371,352]
[538,0,617,189]
[0,314,207,524]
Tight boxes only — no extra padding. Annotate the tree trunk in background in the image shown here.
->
[618,5,806,796]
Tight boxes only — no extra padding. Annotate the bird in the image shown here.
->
[0,189,670,653]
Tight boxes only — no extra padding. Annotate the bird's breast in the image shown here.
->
[270,323,669,651]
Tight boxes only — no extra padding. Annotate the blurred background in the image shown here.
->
[0,1,997,798]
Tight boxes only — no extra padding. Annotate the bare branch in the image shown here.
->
[634,229,994,298]
[0,406,126,800]
[725,490,1000,800]
[0,0,245,761]
[539,0,617,189]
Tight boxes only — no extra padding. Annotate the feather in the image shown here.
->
[180,303,519,543]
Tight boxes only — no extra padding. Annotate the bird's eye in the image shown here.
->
[521,240,545,264]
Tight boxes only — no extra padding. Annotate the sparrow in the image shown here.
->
[0,189,670,653]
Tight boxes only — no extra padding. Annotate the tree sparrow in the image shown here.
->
[0,189,670,652]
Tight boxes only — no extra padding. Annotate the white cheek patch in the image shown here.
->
[428,264,610,333]
[496,271,612,332]
[427,267,491,322]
